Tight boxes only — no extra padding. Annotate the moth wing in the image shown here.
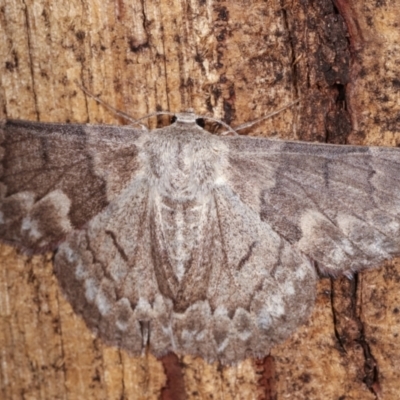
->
[168,185,317,363]
[54,178,156,356]
[53,178,317,364]
[224,136,400,276]
[0,120,143,252]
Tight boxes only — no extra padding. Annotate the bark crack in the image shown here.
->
[160,353,186,400]
[118,349,126,399]
[21,0,39,121]
[279,1,299,99]
[353,274,380,398]
[331,275,380,398]
[330,279,346,352]
[53,259,69,395]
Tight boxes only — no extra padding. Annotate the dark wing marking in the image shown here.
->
[224,136,400,275]
[0,119,142,252]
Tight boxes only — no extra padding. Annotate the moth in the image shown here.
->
[1,110,399,365]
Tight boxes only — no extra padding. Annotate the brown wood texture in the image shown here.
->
[1,0,400,398]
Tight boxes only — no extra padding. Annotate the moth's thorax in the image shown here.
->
[138,122,229,289]
[141,123,228,202]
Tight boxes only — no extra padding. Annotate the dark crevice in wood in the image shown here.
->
[326,83,352,144]
[330,278,347,353]
[54,275,69,396]
[280,2,299,99]
[256,355,277,400]
[331,275,380,398]
[21,0,39,121]
[160,353,186,400]
[352,275,381,398]
[332,1,352,52]
[117,350,126,400]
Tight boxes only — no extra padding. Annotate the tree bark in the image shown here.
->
[1,0,400,398]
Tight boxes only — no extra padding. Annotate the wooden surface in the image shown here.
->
[1,0,400,398]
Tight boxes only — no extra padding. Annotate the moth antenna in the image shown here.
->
[201,116,238,136]
[232,99,300,133]
[135,111,176,123]
[76,82,148,130]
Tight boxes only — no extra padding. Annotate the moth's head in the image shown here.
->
[171,109,205,129]
[170,109,236,136]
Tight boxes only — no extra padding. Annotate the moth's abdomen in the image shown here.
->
[149,193,216,313]
[157,197,207,282]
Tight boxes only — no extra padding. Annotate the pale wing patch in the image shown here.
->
[0,189,72,248]
[297,209,356,269]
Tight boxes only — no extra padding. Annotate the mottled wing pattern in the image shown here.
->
[225,137,400,276]
[49,122,317,364]
[54,178,316,364]
[0,120,141,252]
